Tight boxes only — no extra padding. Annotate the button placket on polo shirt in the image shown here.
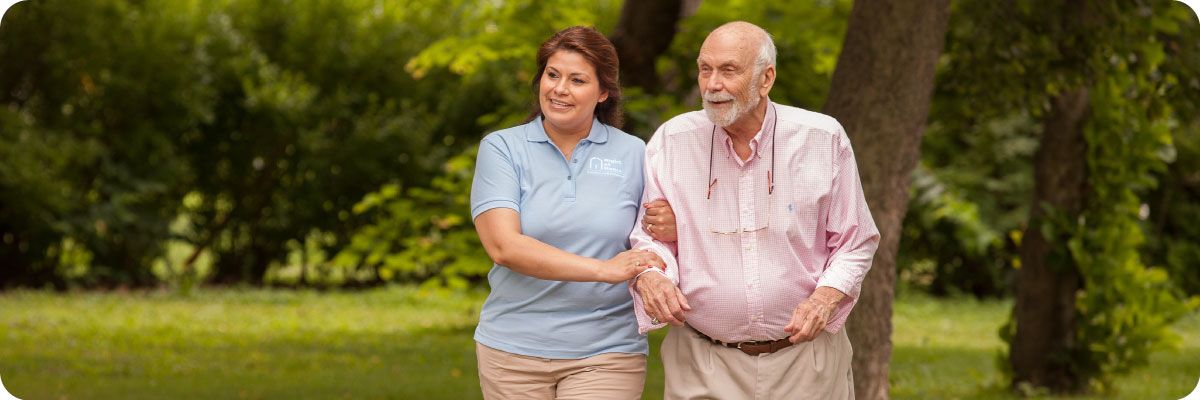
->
[561,141,591,201]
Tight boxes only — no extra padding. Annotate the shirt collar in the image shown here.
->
[752,100,778,148]
[719,100,778,154]
[525,116,609,144]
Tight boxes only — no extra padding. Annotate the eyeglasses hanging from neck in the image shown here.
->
[706,103,778,235]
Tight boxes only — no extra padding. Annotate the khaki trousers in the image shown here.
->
[475,342,646,400]
[661,326,854,400]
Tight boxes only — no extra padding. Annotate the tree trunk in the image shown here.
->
[609,0,687,91]
[820,1,952,398]
[1010,88,1090,392]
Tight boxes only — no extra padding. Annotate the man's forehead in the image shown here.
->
[699,32,756,64]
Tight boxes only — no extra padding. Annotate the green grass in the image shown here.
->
[1,287,485,399]
[0,288,1196,399]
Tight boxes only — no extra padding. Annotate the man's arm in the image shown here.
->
[785,125,881,342]
[628,127,690,333]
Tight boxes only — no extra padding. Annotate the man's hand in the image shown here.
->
[784,287,846,343]
[634,271,690,325]
[641,199,678,242]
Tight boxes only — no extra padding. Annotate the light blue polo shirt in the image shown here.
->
[470,116,647,359]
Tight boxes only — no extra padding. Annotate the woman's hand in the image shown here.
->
[598,250,664,284]
[642,199,678,242]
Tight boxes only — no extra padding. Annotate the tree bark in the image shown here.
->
[609,0,687,92]
[1010,87,1090,392]
[820,1,952,398]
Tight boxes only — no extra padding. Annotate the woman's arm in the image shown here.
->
[475,208,662,284]
[640,199,678,242]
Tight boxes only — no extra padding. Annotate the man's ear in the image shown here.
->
[760,65,776,97]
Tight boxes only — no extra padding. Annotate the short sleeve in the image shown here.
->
[471,136,521,219]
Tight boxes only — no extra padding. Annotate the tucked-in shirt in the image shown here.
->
[629,102,880,343]
[471,117,648,358]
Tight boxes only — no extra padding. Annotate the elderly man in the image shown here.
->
[630,21,880,399]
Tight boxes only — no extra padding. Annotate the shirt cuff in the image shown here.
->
[816,265,866,334]
[816,266,862,301]
[823,293,859,334]
[628,283,669,335]
[629,268,668,292]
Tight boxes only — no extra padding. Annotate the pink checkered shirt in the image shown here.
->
[629,101,880,343]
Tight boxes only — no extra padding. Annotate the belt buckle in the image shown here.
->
[736,341,744,349]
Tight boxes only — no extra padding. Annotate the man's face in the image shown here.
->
[697,33,763,128]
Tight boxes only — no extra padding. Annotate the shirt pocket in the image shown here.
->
[784,184,826,249]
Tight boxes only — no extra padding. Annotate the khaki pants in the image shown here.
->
[475,342,646,400]
[661,326,854,400]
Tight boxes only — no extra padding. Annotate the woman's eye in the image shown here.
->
[572,78,585,84]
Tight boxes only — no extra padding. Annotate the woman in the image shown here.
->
[470,26,668,399]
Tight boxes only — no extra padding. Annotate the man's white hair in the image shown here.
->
[712,21,776,76]
[754,29,777,75]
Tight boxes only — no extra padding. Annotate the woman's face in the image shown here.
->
[538,50,607,134]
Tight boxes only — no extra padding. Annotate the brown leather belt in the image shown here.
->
[688,325,794,356]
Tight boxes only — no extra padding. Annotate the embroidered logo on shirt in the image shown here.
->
[586,157,625,177]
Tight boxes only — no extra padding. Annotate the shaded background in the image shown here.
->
[1,0,1198,398]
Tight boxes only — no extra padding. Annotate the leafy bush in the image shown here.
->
[334,147,490,289]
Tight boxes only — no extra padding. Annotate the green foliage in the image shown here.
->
[628,0,851,135]
[178,0,487,285]
[0,0,511,287]
[404,0,623,131]
[941,0,1200,391]
[0,0,209,287]
[900,165,1010,297]
[1141,2,1200,297]
[1065,60,1198,391]
[1144,122,1200,295]
[334,147,490,290]
[149,206,215,296]
[904,98,1041,296]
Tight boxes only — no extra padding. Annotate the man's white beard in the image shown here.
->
[702,74,763,128]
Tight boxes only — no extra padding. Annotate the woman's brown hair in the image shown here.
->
[529,26,623,128]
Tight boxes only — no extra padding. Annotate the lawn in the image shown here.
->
[0,287,1196,399]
